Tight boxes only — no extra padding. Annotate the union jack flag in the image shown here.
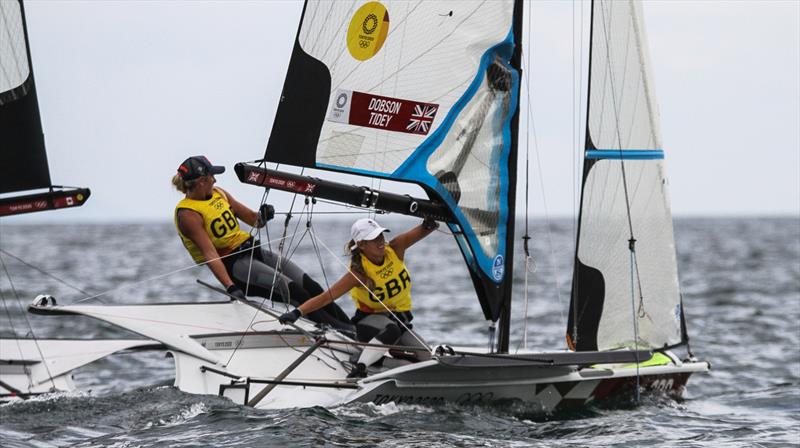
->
[406,104,437,135]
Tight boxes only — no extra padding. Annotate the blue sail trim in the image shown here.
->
[390,29,519,284]
[585,149,664,160]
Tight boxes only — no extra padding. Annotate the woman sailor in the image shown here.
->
[279,217,438,377]
[172,155,349,328]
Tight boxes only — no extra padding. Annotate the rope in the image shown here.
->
[514,1,568,352]
[0,247,57,391]
[598,1,643,400]
[69,234,293,305]
[0,249,90,296]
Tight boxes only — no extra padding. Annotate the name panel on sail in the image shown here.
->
[327,90,438,136]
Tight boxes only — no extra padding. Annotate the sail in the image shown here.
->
[0,0,89,216]
[568,0,684,352]
[262,1,521,322]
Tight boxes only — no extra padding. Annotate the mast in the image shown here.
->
[497,0,524,354]
[567,0,597,351]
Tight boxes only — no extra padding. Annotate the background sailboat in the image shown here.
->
[0,0,153,400]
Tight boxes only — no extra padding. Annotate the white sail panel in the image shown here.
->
[587,0,661,151]
[298,1,513,175]
[570,0,683,351]
[0,0,30,100]
[577,159,682,350]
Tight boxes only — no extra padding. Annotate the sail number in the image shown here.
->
[648,378,675,392]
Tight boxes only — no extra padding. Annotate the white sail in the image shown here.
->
[0,0,30,99]
[570,0,683,351]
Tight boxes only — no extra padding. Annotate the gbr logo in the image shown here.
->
[210,210,238,238]
[370,268,410,302]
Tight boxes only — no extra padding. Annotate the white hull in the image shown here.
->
[29,300,709,411]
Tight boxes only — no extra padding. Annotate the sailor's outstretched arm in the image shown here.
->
[389,218,439,260]
[296,273,360,316]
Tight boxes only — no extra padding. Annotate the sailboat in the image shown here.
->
[29,0,709,411]
[0,0,156,400]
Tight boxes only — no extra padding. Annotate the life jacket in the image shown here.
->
[174,187,250,264]
[350,246,412,313]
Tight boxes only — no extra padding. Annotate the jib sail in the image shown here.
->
[568,0,685,352]
[261,1,522,328]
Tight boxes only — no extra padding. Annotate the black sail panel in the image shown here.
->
[265,39,331,167]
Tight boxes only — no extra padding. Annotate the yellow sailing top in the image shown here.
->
[174,187,250,264]
[350,245,412,312]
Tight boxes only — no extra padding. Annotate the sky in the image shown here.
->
[6,0,800,223]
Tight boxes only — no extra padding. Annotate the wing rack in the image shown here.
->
[235,163,452,221]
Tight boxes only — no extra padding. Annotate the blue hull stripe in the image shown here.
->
[585,150,664,160]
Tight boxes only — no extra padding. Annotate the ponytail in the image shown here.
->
[347,240,375,291]
[171,174,199,194]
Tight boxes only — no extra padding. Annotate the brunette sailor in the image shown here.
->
[279,218,438,377]
[172,155,349,328]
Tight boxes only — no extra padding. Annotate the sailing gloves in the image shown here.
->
[226,284,246,301]
[422,217,439,231]
[279,308,302,325]
[257,204,275,228]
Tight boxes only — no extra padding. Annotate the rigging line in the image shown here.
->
[0,249,90,296]
[309,227,432,353]
[276,332,341,372]
[517,3,568,339]
[598,1,646,394]
[517,0,534,354]
[0,286,37,392]
[0,250,58,390]
[224,164,311,365]
[598,2,635,240]
[598,2,647,325]
[69,234,292,305]
[224,206,306,366]
[629,247,641,402]
[305,201,332,291]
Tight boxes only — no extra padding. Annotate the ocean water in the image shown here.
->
[0,216,798,447]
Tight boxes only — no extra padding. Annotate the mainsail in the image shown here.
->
[257,1,522,332]
[568,0,685,351]
[0,0,89,217]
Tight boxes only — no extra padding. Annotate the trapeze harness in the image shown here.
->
[174,187,251,264]
[350,245,414,327]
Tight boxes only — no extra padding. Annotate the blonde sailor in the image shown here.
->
[279,217,438,377]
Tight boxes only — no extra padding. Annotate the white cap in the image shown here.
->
[350,218,390,250]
